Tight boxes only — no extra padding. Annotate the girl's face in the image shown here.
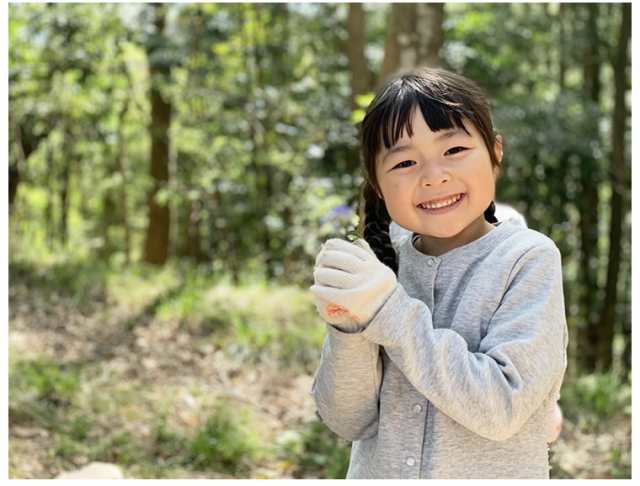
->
[374,108,502,247]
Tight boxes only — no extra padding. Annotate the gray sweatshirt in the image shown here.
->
[309,220,569,479]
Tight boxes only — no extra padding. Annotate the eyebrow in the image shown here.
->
[383,128,468,161]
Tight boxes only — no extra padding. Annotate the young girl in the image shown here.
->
[308,67,568,479]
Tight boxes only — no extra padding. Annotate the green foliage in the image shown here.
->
[187,400,264,475]
[49,412,97,462]
[93,431,147,466]
[10,359,82,407]
[154,271,208,321]
[10,259,111,316]
[211,283,325,372]
[284,420,351,479]
[560,371,631,429]
[150,273,325,372]
[53,434,86,462]
[609,447,631,479]
[152,418,190,464]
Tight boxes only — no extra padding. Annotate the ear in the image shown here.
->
[492,134,503,181]
[493,134,503,163]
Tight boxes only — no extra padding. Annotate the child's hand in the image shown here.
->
[309,238,397,330]
[546,402,563,443]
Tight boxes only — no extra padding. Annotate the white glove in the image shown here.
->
[309,237,398,332]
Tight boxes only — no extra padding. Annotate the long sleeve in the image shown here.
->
[310,324,383,441]
[359,242,568,442]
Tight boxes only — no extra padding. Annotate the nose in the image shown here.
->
[420,161,450,187]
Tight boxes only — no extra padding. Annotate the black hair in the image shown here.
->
[357,67,502,275]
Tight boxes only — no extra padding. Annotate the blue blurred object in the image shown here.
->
[321,204,357,238]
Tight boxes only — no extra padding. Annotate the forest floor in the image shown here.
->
[8,261,631,479]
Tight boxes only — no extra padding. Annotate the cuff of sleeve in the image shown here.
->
[360,283,416,345]
[326,322,379,352]
[327,323,368,334]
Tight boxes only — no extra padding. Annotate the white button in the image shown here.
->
[413,404,422,413]
[406,457,416,466]
[427,258,436,267]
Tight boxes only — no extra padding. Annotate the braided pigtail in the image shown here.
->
[484,200,498,224]
[361,181,399,276]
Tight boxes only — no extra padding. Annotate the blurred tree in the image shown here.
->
[345,4,372,110]
[575,3,604,372]
[142,3,172,264]
[379,3,444,84]
[596,2,630,374]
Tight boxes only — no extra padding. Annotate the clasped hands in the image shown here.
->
[309,237,398,332]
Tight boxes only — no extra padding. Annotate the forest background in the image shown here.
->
[8,1,631,479]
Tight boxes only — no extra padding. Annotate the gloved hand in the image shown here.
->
[309,237,398,332]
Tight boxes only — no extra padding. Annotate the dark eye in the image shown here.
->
[393,160,415,169]
[445,146,467,156]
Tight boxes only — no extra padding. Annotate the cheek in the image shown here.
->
[381,180,405,205]
[376,180,398,209]
[378,176,394,197]
[467,160,496,195]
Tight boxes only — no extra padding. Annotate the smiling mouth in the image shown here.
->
[417,193,467,216]
[417,193,465,210]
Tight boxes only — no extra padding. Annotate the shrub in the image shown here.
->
[187,399,264,476]
[285,419,351,479]
[10,359,82,407]
[560,371,631,430]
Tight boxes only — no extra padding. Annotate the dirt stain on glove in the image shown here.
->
[325,303,360,322]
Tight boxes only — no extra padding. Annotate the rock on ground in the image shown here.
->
[55,462,124,479]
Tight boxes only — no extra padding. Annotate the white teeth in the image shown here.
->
[420,193,462,209]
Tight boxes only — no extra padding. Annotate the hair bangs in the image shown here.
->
[363,82,472,166]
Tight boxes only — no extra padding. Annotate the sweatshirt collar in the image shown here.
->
[404,220,519,263]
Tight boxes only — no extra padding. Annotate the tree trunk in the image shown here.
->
[143,4,172,265]
[45,140,55,249]
[346,4,372,110]
[416,3,443,67]
[9,120,25,210]
[378,3,417,87]
[576,3,603,373]
[9,160,20,211]
[59,125,71,246]
[378,3,443,87]
[596,2,630,372]
[244,4,275,280]
[101,189,116,259]
[10,113,48,211]
[558,3,566,90]
[621,238,631,381]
